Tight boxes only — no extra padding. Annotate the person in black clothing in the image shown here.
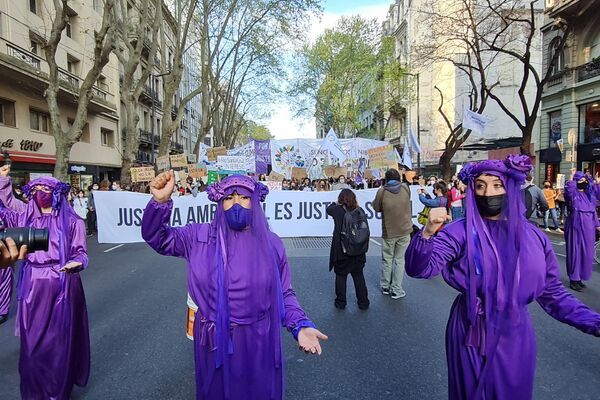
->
[326,189,370,310]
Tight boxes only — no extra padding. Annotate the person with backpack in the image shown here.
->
[326,189,370,310]
[524,174,548,222]
[418,182,449,220]
[373,169,413,299]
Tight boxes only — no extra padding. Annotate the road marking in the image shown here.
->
[556,253,566,258]
[104,244,125,253]
[552,241,565,246]
[369,238,382,246]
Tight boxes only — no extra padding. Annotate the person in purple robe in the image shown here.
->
[0,165,89,400]
[405,155,600,400]
[563,168,600,291]
[0,264,12,324]
[142,171,327,400]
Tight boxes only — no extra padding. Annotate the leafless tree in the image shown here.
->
[43,0,117,180]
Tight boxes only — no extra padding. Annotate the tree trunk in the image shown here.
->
[120,101,141,185]
[53,133,72,182]
[520,124,533,156]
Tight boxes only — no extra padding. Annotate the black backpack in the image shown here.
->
[341,206,370,256]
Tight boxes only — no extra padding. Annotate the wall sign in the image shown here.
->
[0,139,44,152]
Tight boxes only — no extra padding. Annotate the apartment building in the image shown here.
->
[538,0,600,183]
[0,0,121,188]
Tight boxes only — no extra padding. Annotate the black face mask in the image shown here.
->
[475,194,505,217]
[577,181,589,191]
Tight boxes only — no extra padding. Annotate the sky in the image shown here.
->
[265,0,392,140]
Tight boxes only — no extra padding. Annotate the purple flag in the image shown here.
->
[253,139,271,175]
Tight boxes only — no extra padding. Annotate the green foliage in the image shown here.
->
[290,15,412,138]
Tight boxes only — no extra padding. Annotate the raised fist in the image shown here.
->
[0,165,10,177]
[423,207,448,238]
[149,170,175,203]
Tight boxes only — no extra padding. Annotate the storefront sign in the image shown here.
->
[0,139,44,152]
[70,165,87,173]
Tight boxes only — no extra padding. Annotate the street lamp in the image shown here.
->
[150,71,171,163]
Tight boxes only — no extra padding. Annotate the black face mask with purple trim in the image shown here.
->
[475,194,505,217]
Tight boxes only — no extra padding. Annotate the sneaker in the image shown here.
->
[555,228,564,233]
[569,281,583,292]
[390,291,406,299]
[545,228,551,232]
[381,288,390,295]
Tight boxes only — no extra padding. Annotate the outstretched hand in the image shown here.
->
[149,170,176,203]
[60,261,82,273]
[297,327,328,355]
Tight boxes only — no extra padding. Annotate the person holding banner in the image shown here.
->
[142,172,327,400]
[564,169,600,291]
[405,155,600,400]
[0,166,90,400]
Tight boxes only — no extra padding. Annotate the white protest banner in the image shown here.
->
[94,187,429,243]
[322,128,347,163]
[556,173,565,189]
[216,155,254,172]
[462,108,492,136]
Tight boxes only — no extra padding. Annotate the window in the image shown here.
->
[549,111,561,148]
[580,102,600,144]
[101,128,114,147]
[97,75,108,91]
[204,136,211,146]
[69,119,90,143]
[66,21,72,38]
[548,38,565,76]
[67,55,80,75]
[29,0,37,14]
[0,98,16,127]
[30,109,49,133]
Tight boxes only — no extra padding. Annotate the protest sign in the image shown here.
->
[368,145,395,168]
[170,154,188,168]
[217,155,253,172]
[324,166,336,178]
[187,154,197,163]
[267,171,285,181]
[364,170,374,179]
[556,174,565,189]
[207,147,227,161]
[156,156,170,172]
[265,181,282,191]
[131,167,156,183]
[291,167,307,180]
[187,164,201,178]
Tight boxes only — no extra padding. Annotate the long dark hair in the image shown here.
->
[338,188,358,210]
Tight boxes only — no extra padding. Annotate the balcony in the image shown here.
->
[547,72,564,87]
[139,84,161,107]
[0,37,117,112]
[576,59,600,83]
[138,128,153,144]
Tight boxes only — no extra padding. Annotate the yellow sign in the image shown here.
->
[170,154,188,168]
[368,145,395,168]
[207,147,227,162]
[131,167,156,183]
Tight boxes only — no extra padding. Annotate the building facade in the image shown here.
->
[0,0,121,188]
[538,0,600,184]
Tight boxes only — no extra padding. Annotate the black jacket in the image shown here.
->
[326,203,367,274]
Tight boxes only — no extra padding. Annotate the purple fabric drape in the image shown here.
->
[0,266,12,316]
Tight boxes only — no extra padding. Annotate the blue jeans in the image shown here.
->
[451,206,464,221]
[543,208,560,229]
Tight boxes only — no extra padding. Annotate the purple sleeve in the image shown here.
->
[272,234,314,338]
[68,217,88,271]
[0,207,19,228]
[0,177,27,213]
[563,180,577,205]
[536,237,600,336]
[141,198,195,259]
[405,228,462,279]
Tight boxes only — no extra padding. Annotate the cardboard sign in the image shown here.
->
[368,145,395,168]
[187,164,201,178]
[131,167,156,183]
[333,167,348,178]
[207,147,227,162]
[265,181,282,191]
[170,154,188,168]
[266,171,285,181]
[324,166,336,178]
[156,156,170,172]
[291,167,307,180]
[217,155,253,172]
[364,170,374,180]
[556,173,565,189]
[175,170,188,183]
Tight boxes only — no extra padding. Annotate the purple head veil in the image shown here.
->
[458,155,533,353]
[205,175,284,396]
[21,177,78,300]
[572,171,595,200]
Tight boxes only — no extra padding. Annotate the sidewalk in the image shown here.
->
[529,216,565,236]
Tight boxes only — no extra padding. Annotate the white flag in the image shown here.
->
[409,127,422,154]
[402,137,413,169]
[322,128,347,163]
[462,108,492,136]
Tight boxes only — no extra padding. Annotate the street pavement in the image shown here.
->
[0,231,599,399]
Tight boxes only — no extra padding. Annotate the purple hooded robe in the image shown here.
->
[0,265,12,316]
[0,176,89,400]
[405,155,600,400]
[564,172,600,282]
[141,175,315,400]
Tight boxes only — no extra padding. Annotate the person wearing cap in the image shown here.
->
[563,169,600,291]
[0,165,89,400]
[405,155,600,400]
[142,171,327,400]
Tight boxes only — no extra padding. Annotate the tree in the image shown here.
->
[113,0,163,185]
[290,16,381,137]
[43,0,117,180]
[239,121,273,142]
[414,0,570,179]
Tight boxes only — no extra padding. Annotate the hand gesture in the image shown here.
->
[595,172,600,184]
[149,170,175,203]
[424,207,447,239]
[0,165,10,177]
[297,327,328,355]
[60,261,82,273]
[570,168,576,180]
[0,238,27,269]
